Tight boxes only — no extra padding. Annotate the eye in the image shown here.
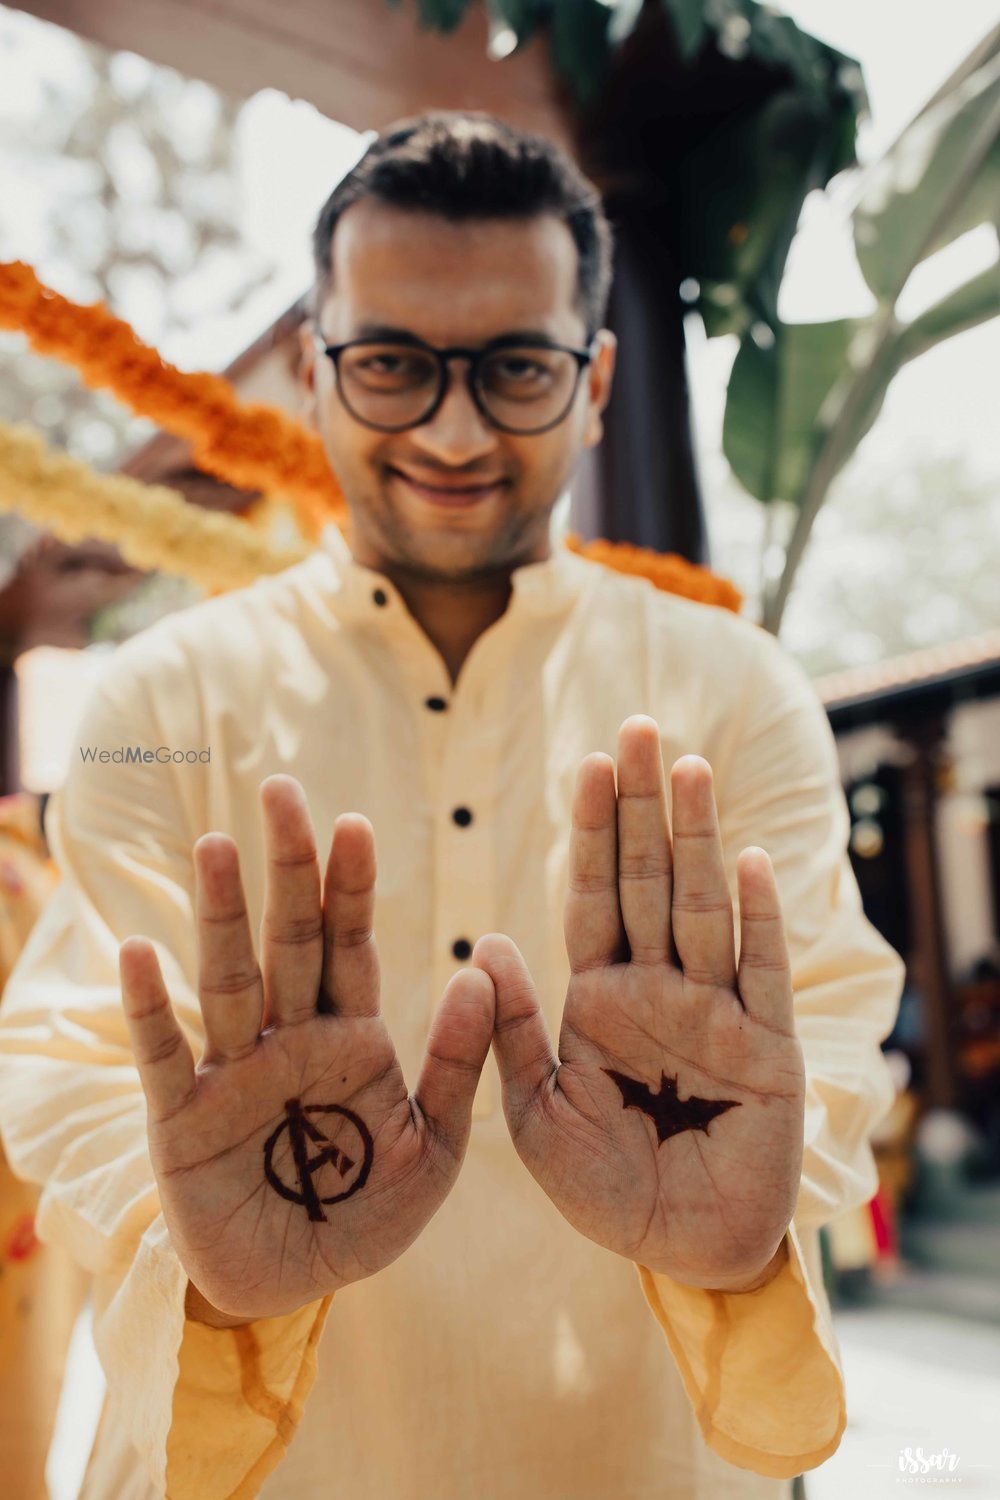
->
[480,347,566,403]
[358,353,410,375]
[493,355,548,381]
[484,352,556,385]
[344,345,437,390]
[367,353,398,370]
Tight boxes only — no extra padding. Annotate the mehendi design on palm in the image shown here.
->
[263,1097,374,1221]
[602,1068,741,1144]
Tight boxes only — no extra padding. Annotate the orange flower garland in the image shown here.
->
[0,261,340,535]
[565,535,743,612]
[0,262,742,614]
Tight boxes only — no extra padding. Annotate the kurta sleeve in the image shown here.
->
[0,647,334,1499]
[635,619,905,1479]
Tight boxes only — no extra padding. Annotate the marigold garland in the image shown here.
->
[0,261,340,536]
[0,261,742,614]
[0,422,309,595]
[565,534,743,612]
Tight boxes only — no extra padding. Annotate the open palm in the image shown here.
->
[119,776,493,1323]
[472,716,804,1291]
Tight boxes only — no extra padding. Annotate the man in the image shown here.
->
[0,112,904,1499]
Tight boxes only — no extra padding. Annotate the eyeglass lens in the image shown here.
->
[336,342,581,432]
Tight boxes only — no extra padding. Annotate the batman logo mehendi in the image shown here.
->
[602,1069,741,1144]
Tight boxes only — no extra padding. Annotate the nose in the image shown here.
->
[409,358,499,466]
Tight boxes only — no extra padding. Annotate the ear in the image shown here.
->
[297,320,319,429]
[582,329,616,449]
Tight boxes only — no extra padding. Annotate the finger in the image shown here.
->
[669,756,737,989]
[616,716,675,967]
[564,754,626,973]
[320,813,380,1019]
[472,932,557,1121]
[736,847,793,1031]
[194,833,264,1062]
[119,936,196,1122]
[259,776,323,1028]
[413,962,495,1155]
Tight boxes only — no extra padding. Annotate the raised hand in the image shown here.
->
[473,716,805,1291]
[119,776,493,1323]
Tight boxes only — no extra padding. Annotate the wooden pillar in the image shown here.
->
[896,714,956,1109]
[568,204,708,563]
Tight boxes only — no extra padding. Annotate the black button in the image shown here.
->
[452,937,472,960]
[452,806,473,827]
[372,588,388,607]
[425,696,448,712]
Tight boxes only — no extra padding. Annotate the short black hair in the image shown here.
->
[311,110,613,338]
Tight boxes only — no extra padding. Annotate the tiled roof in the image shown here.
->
[814,630,1000,708]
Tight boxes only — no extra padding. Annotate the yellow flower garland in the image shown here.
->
[0,422,309,595]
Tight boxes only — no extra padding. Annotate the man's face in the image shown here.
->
[300,197,616,581]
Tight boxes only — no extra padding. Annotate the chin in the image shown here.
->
[376,518,494,562]
[404,547,502,580]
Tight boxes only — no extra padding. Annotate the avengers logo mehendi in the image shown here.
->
[602,1069,741,1144]
[263,1097,374,1221]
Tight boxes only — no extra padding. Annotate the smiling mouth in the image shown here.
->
[386,466,508,507]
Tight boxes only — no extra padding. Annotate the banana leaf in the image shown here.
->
[724,27,999,519]
[855,40,1000,305]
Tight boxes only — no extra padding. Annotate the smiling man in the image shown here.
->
[303,128,617,683]
[0,113,904,1500]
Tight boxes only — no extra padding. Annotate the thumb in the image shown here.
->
[414,964,495,1153]
[471,933,557,1119]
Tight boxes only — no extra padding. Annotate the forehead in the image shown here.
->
[319,197,585,343]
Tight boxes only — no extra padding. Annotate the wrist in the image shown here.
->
[698,1237,789,1294]
[639,1235,790,1294]
[184,1279,255,1329]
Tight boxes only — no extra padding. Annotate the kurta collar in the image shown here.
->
[317,520,597,621]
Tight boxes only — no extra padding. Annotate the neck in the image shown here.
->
[391,571,515,686]
[343,518,550,687]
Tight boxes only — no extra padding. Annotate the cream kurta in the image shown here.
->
[0,522,904,1500]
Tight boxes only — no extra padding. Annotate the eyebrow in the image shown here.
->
[351,322,561,346]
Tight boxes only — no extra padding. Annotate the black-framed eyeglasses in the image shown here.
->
[311,330,597,435]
